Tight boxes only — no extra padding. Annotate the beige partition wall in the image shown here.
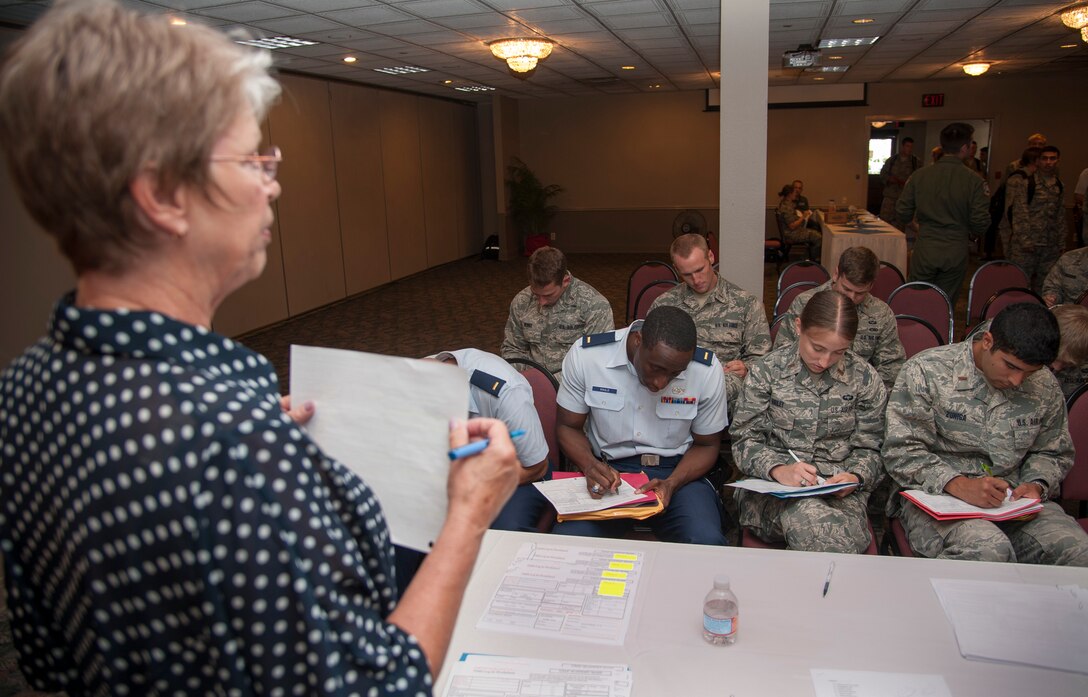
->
[330,82,392,296]
[420,99,461,267]
[379,91,429,280]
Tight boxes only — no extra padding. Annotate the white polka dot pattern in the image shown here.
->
[0,295,432,695]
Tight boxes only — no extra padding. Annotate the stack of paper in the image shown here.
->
[443,655,633,697]
[900,490,1042,521]
[727,478,859,499]
[931,579,1088,674]
[534,472,658,515]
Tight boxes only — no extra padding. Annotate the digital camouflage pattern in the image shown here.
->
[1007,172,1066,293]
[501,274,614,377]
[776,198,821,246]
[650,273,771,408]
[774,280,905,390]
[730,344,886,553]
[883,340,1087,565]
[879,153,919,230]
[1041,247,1088,305]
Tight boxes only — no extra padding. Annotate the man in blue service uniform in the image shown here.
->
[553,306,729,544]
[432,349,551,531]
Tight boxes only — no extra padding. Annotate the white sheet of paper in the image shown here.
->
[442,655,633,697]
[727,478,857,498]
[477,542,644,645]
[289,345,468,553]
[903,490,1041,517]
[930,578,1088,675]
[810,669,951,697]
[532,477,645,515]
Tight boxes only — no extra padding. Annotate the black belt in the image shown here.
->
[605,453,683,468]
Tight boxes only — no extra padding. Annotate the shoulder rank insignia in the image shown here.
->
[690,346,714,366]
[582,331,618,347]
[470,369,505,397]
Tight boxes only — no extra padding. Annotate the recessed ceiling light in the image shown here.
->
[343,56,356,63]
[454,84,495,92]
[373,65,430,75]
[443,79,453,84]
[1060,43,1078,48]
[236,36,319,50]
[818,37,880,48]
[621,65,636,70]
[852,18,875,24]
[813,77,825,81]
[169,18,187,26]
[806,66,848,73]
[649,84,661,88]
[827,55,844,60]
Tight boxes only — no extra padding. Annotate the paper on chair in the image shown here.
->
[810,669,950,697]
[930,578,1088,675]
[290,345,468,553]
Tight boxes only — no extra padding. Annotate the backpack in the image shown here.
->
[987,170,1064,234]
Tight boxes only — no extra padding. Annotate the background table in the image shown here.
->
[439,530,1088,697]
[820,217,908,276]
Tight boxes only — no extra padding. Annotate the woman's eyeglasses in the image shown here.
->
[211,145,282,180]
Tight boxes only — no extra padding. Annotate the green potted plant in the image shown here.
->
[507,157,563,255]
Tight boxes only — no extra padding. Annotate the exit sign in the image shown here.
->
[922,93,945,107]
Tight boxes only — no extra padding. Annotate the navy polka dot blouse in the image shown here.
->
[0,295,432,696]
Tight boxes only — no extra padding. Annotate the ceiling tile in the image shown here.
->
[271,0,379,11]
[396,0,490,18]
[251,14,346,34]
[600,12,674,30]
[193,1,297,23]
[322,5,415,24]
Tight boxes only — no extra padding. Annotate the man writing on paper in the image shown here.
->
[551,306,729,545]
[883,303,1088,565]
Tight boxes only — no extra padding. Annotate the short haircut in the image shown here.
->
[1040,145,1060,157]
[641,306,696,354]
[0,0,280,274]
[1052,305,1088,367]
[800,289,858,342]
[902,137,914,145]
[1020,147,1042,167]
[939,122,974,154]
[836,246,879,286]
[778,184,794,197]
[989,303,1060,367]
[1028,133,1047,143]
[669,233,709,262]
[792,180,804,187]
[527,246,567,286]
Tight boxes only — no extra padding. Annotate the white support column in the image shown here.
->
[718,0,770,297]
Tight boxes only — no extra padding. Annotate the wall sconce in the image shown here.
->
[489,38,554,76]
[962,62,990,76]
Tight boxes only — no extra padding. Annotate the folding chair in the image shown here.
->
[979,287,1044,322]
[895,314,944,359]
[776,260,829,301]
[1062,384,1088,529]
[626,261,677,324]
[633,279,678,320]
[769,314,788,344]
[774,281,819,319]
[871,261,905,303]
[888,282,954,344]
[505,357,564,533]
[966,260,1029,327]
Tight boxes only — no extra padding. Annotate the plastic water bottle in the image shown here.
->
[702,575,739,645]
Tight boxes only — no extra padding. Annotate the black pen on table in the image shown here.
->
[822,561,835,597]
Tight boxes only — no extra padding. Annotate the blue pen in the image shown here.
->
[448,429,526,461]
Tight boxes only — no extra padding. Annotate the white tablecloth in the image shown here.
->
[820,217,908,275]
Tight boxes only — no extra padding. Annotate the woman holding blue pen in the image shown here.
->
[730,290,887,553]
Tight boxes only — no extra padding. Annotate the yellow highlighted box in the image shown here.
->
[601,570,628,579]
[613,553,638,561]
[597,580,626,597]
[608,561,634,571]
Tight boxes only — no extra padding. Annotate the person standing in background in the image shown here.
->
[1074,165,1086,248]
[1008,146,1065,294]
[878,137,920,231]
[896,123,990,304]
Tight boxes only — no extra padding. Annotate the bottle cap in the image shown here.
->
[714,574,731,589]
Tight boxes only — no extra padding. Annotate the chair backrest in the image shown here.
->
[774,280,819,318]
[1063,383,1088,502]
[1078,289,1088,309]
[505,357,562,471]
[777,260,829,299]
[967,260,1029,326]
[871,262,905,303]
[627,261,677,323]
[895,314,944,359]
[633,279,678,320]
[980,287,1044,322]
[888,281,954,344]
[769,313,788,343]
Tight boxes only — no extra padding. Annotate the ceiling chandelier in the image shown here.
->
[1060,3,1088,29]
[489,38,554,75]
[962,62,990,76]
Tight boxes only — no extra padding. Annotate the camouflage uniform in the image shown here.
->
[730,345,887,553]
[1055,363,1088,402]
[879,153,920,230]
[649,273,771,408]
[774,280,905,390]
[777,198,821,246]
[1041,247,1088,305]
[501,274,614,377]
[883,340,1088,565]
[1007,172,1066,294]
